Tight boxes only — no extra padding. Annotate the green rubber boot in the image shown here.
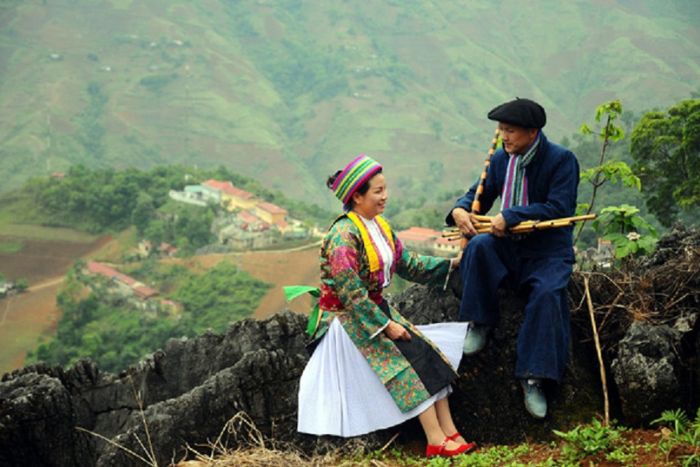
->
[521,379,547,419]
[463,323,490,356]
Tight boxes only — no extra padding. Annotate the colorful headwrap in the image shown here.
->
[331,154,383,206]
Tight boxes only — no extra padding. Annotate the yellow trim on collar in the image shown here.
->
[346,212,394,273]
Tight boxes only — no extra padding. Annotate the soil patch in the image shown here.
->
[0,235,110,375]
[0,281,61,374]
[0,235,109,283]
[168,247,320,320]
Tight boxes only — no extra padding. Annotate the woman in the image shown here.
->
[296,154,476,458]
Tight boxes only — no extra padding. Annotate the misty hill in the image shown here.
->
[1,0,699,206]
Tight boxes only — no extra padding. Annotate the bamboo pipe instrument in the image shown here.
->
[442,214,596,239]
[471,128,501,215]
[457,128,500,249]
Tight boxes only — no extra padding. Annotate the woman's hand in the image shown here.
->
[451,250,463,270]
[384,320,411,341]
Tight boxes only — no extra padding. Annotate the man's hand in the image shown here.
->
[491,213,508,237]
[384,320,411,341]
[451,207,478,237]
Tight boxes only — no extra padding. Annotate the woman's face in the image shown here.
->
[352,173,388,219]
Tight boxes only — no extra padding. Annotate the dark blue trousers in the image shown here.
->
[459,234,573,382]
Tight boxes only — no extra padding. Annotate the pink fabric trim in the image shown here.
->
[502,155,517,209]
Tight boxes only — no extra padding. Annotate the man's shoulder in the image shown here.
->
[541,134,576,160]
[490,148,509,165]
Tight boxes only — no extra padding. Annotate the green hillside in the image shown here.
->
[1,0,698,206]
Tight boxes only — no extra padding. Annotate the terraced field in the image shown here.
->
[0,230,108,375]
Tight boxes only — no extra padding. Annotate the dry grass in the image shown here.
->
[176,413,393,467]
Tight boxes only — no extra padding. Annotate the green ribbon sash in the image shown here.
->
[283,285,321,336]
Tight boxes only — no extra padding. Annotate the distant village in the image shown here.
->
[74,179,318,312]
[167,179,313,252]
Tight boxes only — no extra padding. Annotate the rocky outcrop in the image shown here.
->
[1,313,311,466]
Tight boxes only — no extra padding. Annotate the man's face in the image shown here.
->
[498,123,538,155]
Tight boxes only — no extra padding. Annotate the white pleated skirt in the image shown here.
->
[298,318,469,437]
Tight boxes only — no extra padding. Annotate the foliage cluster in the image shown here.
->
[28,261,270,373]
[553,418,634,465]
[592,204,658,258]
[140,200,216,256]
[366,444,538,466]
[631,99,700,227]
[652,408,700,467]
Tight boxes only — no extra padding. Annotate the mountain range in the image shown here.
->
[1,0,698,206]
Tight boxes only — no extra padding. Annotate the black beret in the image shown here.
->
[487,98,546,129]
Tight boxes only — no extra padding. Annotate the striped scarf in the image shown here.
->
[500,135,540,210]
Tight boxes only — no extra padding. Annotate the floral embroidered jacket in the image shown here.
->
[314,214,453,412]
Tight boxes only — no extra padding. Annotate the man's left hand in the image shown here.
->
[491,213,507,237]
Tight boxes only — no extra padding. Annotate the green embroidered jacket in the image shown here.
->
[315,214,454,412]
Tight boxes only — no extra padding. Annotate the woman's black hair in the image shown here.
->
[326,168,383,211]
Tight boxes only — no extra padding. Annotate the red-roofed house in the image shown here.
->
[86,261,159,301]
[254,202,288,228]
[237,210,269,231]
[202,179,256,211]
[397,227,440,247]
[397,227,459,257]
[159,242,178,257]
[434,236,460,255]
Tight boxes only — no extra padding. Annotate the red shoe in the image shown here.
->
[445,433,477,453]
[425,441,447,458]
[425,437,477,457]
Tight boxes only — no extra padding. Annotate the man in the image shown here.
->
[447,98,579,419]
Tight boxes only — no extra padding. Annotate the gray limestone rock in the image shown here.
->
[611,320,693,424]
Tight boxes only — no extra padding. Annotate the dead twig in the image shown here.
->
[584,274,610,426]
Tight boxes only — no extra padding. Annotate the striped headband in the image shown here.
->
[331,154,383,206]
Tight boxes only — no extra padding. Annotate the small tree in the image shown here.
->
[575,100,657,261]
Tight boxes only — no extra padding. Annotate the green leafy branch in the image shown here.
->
[592,204,658,259]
